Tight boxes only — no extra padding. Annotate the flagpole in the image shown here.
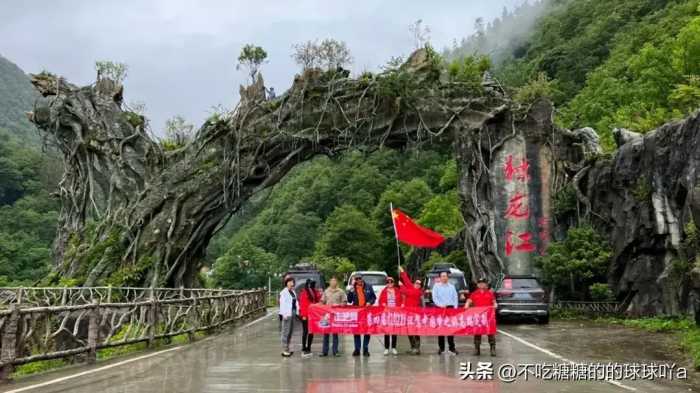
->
[389,202,401,273]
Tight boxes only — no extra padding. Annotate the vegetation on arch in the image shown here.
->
[237,44,268,83]
[27,37,506,289]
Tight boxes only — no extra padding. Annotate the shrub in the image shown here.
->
[535,225,612,300]
[514,72,555,105]
[589,282,614,301]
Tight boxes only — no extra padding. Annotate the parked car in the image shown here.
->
[423,263,469,306]
[494,275,549,324]
[346,271,387,298]
[284,263,325,296]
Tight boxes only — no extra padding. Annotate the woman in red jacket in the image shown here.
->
[299,279,322,358]
[378,276,403,355]
[399,265,424,355]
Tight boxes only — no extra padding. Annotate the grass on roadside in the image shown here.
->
[11,331,209,379]
[552,311,700,369]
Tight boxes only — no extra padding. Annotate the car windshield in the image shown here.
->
[427,276,466,290]
[358,274,386,286]
[502,278,540,289]
[289,274,323,291]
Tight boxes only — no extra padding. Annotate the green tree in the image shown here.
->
[535,225,612,300]
[314,205,383,269]
[237,44,268,83]
[373,178,434,231]
[0,129,59,285]
[95,60,128,84]
[212,237,281,289]
[163,115,195,149]
[418,191,462,237]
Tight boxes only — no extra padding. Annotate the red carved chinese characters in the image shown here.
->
[503,154,537,256]
[505,230,537,256]
[503,155,530,182]
[504,192,529,220]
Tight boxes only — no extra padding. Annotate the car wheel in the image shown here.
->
[537,314,549,324]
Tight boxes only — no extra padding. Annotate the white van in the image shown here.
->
[346,271,388,298]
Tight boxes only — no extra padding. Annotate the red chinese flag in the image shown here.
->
[392,208,445,248]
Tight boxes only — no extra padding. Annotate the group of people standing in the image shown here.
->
[278,265,497,358]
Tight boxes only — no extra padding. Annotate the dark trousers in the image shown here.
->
[408,335,421,349]
[438,335,456,352]
[474,335,496,345]
[322,334,339,355]
[384,335,397,349]
[438,305,456,352]
[301,319,314,351]
[354,335,370,352]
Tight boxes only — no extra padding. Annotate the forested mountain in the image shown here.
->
[0,54,59,286]
[445,0,700,150]
[0,54,39,142]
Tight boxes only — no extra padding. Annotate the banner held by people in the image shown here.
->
[308,304,496,336]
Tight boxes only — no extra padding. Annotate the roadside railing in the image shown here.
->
[0,287,266,381]
[552,300,623,315]
[0,286,253,308]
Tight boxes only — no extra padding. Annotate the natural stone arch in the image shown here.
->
[28,49,700,318]
[29,49,517,287]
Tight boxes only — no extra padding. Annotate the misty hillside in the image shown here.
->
[448,0,700,150]
[0,55,58,286]
[0,53,39,143]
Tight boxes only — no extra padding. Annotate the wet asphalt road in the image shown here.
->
[1,311,697,393]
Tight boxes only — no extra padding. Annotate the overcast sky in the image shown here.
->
[2,0,527,135]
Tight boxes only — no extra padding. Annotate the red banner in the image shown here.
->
[308,305,496,336]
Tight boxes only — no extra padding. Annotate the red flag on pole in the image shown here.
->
[391,208,445,249]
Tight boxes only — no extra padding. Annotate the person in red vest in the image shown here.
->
[465,277,498,356]
[299,279,322,358]
[398,265,423,354]
[378,275,403,355]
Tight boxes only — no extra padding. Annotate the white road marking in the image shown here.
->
[497,328,637,391]
[3,311,273,393]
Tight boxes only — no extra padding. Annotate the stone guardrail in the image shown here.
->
[552,300,623,315]
[0,287,267,381]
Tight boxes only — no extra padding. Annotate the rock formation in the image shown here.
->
[28,50,700,316]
